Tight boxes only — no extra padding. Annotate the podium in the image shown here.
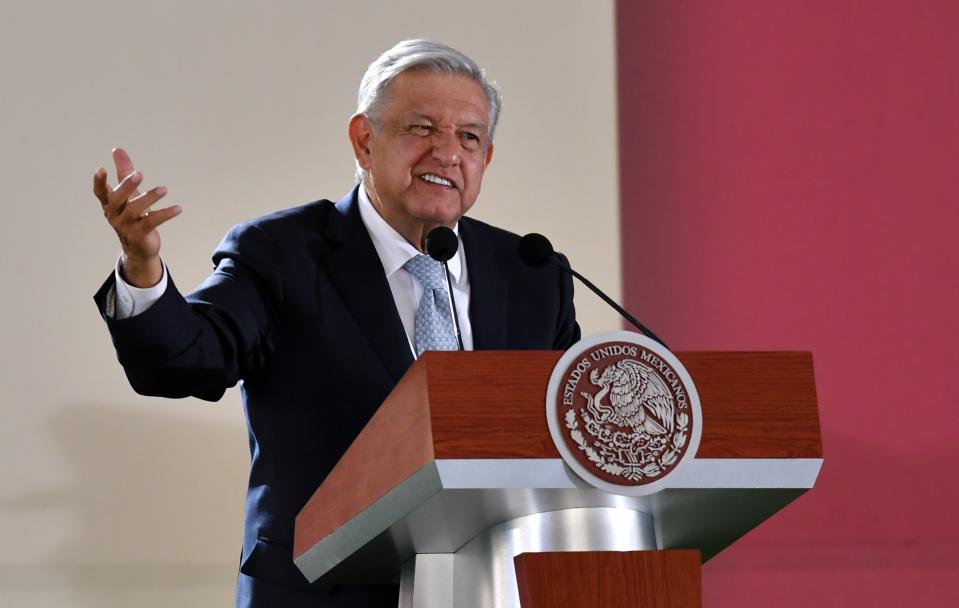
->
[293,351,821,607]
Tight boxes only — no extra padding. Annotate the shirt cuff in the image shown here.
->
[113,258,168,320]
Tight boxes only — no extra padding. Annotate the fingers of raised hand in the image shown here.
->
[140,204,183,232]
[105,170,144,214]
[113,147,135,182]
[93,167,109,205]
[110,185,173,234]
[125,186,168,218]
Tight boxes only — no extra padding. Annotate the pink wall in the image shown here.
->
[617,1,959,605]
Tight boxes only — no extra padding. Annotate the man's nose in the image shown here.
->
[430,131,460,166]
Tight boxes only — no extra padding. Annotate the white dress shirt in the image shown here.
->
[112,184,473,357]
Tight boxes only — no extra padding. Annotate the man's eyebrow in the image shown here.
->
[459,122,488,133]
[405,114,488,132]
[407,113,435,123]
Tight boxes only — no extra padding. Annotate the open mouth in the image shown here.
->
[419,173,455,188]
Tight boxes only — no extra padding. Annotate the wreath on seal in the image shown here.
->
[564,359,688,481]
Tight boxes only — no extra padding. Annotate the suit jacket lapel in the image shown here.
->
[321,187,414,382]
[460,218,509,349]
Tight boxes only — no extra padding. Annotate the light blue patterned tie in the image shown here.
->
[404,254,459,357]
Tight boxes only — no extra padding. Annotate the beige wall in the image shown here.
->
[0,1,618,605]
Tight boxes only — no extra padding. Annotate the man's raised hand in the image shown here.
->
[93,148,181,288]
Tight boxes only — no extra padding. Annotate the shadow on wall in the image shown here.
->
[0,400,247,606]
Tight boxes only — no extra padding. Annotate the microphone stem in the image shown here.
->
[443,261,465,351]
[551,257,670,350]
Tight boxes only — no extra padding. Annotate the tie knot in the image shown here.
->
[404,254,447,290]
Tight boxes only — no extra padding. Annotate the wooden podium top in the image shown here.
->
[423,350,820,459]
[294,350,820,567]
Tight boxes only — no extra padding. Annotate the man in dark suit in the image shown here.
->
[93,40,579,607]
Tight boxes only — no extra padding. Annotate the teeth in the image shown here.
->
[420,174,453,187]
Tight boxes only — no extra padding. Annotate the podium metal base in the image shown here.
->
[398,507,656,608]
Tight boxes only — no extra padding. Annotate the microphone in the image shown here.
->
[425,226,458,262]
[425,227,465,351]
[517,233,669,349]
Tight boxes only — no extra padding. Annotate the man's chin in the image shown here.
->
[410,203,467,227]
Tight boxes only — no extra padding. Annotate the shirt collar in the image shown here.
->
[357,183,464,283]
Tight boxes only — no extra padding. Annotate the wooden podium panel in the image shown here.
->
[422,350,821,459]
[293,350,822,591]
[514,550,702,608]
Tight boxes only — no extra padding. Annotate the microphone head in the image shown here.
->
[518,233,555,267]
[425,226,459,262]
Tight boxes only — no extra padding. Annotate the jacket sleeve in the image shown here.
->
[93,222,283,401]
[552,252,581,350]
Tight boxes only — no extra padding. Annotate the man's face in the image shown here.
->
[350,69,494,245]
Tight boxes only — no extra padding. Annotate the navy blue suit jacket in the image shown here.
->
[95,187,580,606]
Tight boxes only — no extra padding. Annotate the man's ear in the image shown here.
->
[484,142,494,168]
[348,114,374,170]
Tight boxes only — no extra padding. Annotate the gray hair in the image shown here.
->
[354,39,501,179]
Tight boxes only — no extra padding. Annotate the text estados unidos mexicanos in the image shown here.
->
[640,350,688,410]
[561,345,640,406]
[563,357,592,406]
[561,345,688,410]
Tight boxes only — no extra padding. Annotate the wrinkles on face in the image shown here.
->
[355,70,494,249]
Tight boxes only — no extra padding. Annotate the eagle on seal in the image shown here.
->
[589,359,674,436]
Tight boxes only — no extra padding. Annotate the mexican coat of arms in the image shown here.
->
[546,332,701,495]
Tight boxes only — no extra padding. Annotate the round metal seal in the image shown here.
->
[546,331,702,496]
